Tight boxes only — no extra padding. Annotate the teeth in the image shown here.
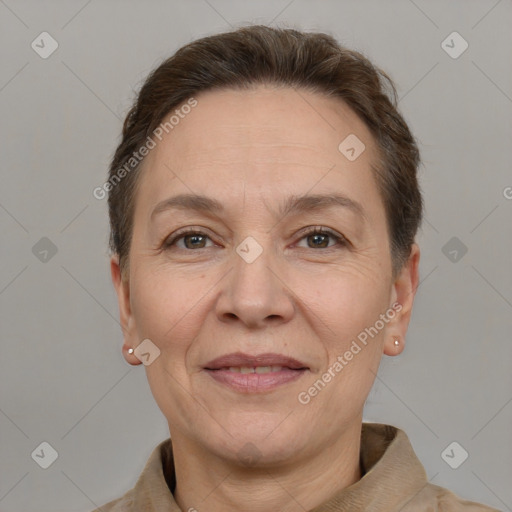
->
[228,366,284,373]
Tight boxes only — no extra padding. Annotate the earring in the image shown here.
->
[128,348,134,354]
[393,339,400,347]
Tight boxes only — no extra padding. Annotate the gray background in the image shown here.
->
[0,0,511,511]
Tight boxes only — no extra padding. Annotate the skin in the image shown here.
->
[111,86,420,512]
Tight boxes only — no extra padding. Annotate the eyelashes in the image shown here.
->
[164,230,213,250]
[295,227,347,249]
[162,226,348,252]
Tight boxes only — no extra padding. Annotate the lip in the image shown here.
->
[203,352,309,393]
[203,352,308,370]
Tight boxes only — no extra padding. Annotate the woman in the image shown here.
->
[95,25,499,511]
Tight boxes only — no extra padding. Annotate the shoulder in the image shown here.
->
[88,437,174,512]
[90,490,134,511]
[362,424,500,512]
[402,482,501,512]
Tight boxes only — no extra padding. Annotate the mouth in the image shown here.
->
[204,352,308,370]
[223,365,289,373]
[203,352,309,393]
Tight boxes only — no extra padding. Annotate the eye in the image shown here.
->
[162,226,348,252]
[296,227,347,249]
[163,230,215,250]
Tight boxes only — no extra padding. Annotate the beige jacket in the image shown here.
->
[92,423,500,511]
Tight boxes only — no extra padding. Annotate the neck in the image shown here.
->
[171,421,363,512]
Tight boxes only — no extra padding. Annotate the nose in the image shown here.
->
[214,242,295,329]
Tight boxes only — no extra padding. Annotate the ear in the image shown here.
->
[110,254,142,366]
[383,243,420,356]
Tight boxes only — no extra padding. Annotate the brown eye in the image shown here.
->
[164,231,213,250]
[297,228,346,249]
[307,232,331,248]
[182,233,208,249]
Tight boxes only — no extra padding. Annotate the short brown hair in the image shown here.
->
[107,25,422,279]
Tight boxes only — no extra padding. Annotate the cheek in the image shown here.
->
[130,272,205,413]
[299,269,390,401]
[130,270,202,354]
[303,262,390,340]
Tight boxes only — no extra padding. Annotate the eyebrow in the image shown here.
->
[150,193,365,221]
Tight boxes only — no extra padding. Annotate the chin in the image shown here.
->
[204,416,307,466]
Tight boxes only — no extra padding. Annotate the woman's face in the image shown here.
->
[112,86,419,465]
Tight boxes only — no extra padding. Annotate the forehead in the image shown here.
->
[135,86,383,218]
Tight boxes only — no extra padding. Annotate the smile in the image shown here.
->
[227,366,284,373]
[204,366,307,393]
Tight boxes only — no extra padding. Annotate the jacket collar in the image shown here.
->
[130,423,428,511]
